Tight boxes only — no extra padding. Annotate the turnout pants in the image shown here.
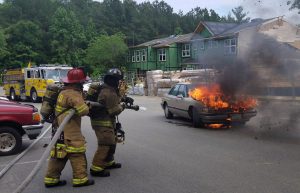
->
[44,153,88,186]
[91,126,117,172]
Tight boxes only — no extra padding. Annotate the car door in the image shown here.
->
[175,84,190,118]
[165,84,180,115]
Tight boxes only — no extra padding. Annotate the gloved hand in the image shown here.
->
[85,101,92,108]
[121,102,126,110]
[122,96,134,106]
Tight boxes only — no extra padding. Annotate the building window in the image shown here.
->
[182,44,190,57]
[127,51,131,62]
[158,49,166,61]
[132,51,135,62]
[135,50,141,62]
[199,40,205,50]
[208,40,218,48]
[141,49,147,61]
[224,38,237,55]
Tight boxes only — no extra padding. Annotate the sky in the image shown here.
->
[129,0,300,24]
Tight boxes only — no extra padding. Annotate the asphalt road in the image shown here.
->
[1,93,300,193]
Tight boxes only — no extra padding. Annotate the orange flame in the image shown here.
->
[208,124,224,129]
[189,84,257,111]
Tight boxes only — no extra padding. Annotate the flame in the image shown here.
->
[208,124,224,129]
[189,84,257,111]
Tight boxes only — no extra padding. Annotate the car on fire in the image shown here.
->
[0,98,43,155]
[161,83,257,128]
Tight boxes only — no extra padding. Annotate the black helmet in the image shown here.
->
[105,68,123,80]
[104,68,123,88]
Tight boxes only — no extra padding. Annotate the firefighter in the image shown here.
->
[44,68,94,188]
[89,68,126,177]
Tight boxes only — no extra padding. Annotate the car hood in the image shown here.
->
[0,100,36,112]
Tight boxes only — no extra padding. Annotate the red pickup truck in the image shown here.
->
[0,98,43,155]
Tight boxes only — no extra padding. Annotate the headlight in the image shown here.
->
[32,112,41,122]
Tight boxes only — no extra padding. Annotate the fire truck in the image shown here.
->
[2,64,72,102]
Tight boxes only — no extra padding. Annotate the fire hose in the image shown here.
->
[0,125,52,179]
[13,109,75,193]
[6,101,144,192]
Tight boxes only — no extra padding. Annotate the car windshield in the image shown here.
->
[43,69,70,81]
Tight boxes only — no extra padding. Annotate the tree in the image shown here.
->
[221,12,236,23]
[85,33,128,77]
[288,0,300,13]
[85,18,97,43]
[5,20,42,67]
[0,29,8,69]
[231,6,250,23]
[49,7,86,66]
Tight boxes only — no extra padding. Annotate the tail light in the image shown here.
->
[32,112,41,122]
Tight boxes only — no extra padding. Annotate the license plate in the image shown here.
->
[231,114,242,121]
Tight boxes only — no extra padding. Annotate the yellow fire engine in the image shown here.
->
[2,64,72,102]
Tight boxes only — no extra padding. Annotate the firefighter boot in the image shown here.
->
[105,162,122,169]
[90,169,110,177]
[73,179,95,187]
[45,180,67,188]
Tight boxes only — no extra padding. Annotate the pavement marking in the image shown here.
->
[0,160,40,168]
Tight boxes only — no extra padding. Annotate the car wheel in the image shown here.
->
[10,88,16,101]
[192,107,204,128]
[30,88,40,103]
[0,126,22,156]
[164,103,173,119]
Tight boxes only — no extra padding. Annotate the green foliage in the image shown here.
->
[85,33,128,76]
[221,13,236,23]
[0,0,250,72]
[5,20,42,67]
[49,7,86,66]
[288,0,300,13]
[231,6,250,23]
[0,29,8,69]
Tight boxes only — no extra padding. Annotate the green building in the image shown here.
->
[126,17,300,79]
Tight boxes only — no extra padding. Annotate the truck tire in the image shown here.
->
[0,126,22,156]
[30,88,40,103]
[10,88,16,101]
[192,107,204,128]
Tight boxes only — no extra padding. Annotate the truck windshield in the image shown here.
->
[43,69,70,81]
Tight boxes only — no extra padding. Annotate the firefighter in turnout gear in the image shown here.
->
[88,68,125,177]
[44,68,94,188]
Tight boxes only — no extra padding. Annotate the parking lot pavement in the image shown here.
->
[2,93,300,193]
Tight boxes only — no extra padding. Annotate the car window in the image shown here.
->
[178,85,187,97]
[34,70,40,78]
[169,84,180,96]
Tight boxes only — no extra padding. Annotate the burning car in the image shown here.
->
[161,83,257,128]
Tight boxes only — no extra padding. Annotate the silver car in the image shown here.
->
[161,83,257,128]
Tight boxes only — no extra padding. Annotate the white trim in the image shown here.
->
[224,38,237,55]
[127,51,131,62]
[182,44,191,57]
[135,50,141,62]
[141,49,147,62]
[158,49,166,61]
[208,40,218,48]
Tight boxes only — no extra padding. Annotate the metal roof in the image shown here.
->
[133,17,287,48]
[135,33,195,48]
[202,22,238,35]
[219,18,275,36]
